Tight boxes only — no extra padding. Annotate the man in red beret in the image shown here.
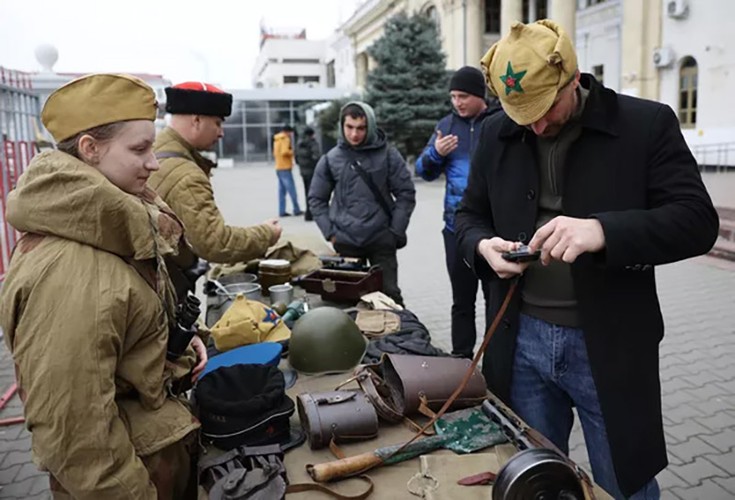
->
[150,82,281,293]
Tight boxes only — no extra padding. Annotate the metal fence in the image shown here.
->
[0,67,40,280]
[692,142,735,172]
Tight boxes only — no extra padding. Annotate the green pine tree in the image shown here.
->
[366,12,450,160]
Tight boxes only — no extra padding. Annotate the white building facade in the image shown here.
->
[326,30,357,89]
[341,0,575,90]
[575,0,622,92]
[576,0,735,165]
[339,0,735,166]
[657,0,735,164]
[252,38,328,89]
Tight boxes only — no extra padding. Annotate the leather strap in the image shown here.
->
[353,278,520,475]
[417,395,437,420]
[330,438,347,459]
[343,369,433,435]
[353,370,403,423]
[337,370,402,423]
[286,476,374,500]
[457,471,497,486]
[350,160,392,219]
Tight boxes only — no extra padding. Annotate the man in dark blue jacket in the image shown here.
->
[416,67,500,358]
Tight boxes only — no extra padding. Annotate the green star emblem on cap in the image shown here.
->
[500,61,527,96]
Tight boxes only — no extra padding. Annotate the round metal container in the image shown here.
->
[216,272,258,285]
[492,448,584,500]
[259,259,291,296]
[216,282,262,298]
[207,283,263,327]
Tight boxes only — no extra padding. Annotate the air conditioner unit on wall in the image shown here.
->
[667,0,689,19]
[653,47,675,68]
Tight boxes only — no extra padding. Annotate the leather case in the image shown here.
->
[381,354,487,415]
[295,266,383,303]
[296,390,379,450]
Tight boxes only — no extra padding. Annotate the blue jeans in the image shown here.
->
[276,169,301,216]
[510,314,660,500]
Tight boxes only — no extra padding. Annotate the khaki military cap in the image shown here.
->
[481,20,577,126]
[42,74,158,142]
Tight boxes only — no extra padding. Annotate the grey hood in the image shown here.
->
[338,101,381,149]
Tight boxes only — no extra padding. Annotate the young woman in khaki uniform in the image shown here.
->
[0,74,207,499]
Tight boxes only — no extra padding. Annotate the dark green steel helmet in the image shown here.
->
[288,307,367,374]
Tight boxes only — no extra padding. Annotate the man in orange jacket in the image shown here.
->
[273,125,303,217]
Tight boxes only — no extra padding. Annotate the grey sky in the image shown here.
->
[0,0,359,88]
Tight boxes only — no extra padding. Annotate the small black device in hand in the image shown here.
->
[502,245,541,263]
[166,292,201,361]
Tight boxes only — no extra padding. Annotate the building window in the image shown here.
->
[283,76,299,84]
[485,0,501,33]
[592,64,604,85]
[679,56,698,128]
[304,76,320,83]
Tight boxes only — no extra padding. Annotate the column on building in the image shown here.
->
[439,0,462,69]
[500,0,523,36]
[355,52,369,90]
[465,0,485,68]
[549,0,576,41]
[431,0,491,69]
[620,0,661,100]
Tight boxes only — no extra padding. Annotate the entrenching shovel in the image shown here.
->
[307,405,507,482]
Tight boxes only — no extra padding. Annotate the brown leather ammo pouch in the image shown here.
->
[381,354,487,415]
[296,390,379,450]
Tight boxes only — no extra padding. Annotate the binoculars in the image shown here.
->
[166,292,202,361]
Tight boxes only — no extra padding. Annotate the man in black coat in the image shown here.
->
[455,20,718,499]
[295,126,320,221]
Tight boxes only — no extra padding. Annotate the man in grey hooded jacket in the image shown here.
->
[308,102,416,305]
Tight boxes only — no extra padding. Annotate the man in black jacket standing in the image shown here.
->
[455,20,718,499]
[295,126,320,221]
[309,101,416,306]
[416,67,500,359]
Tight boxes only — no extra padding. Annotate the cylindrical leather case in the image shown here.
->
[382,354,487,415]
[297,390,379,450]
